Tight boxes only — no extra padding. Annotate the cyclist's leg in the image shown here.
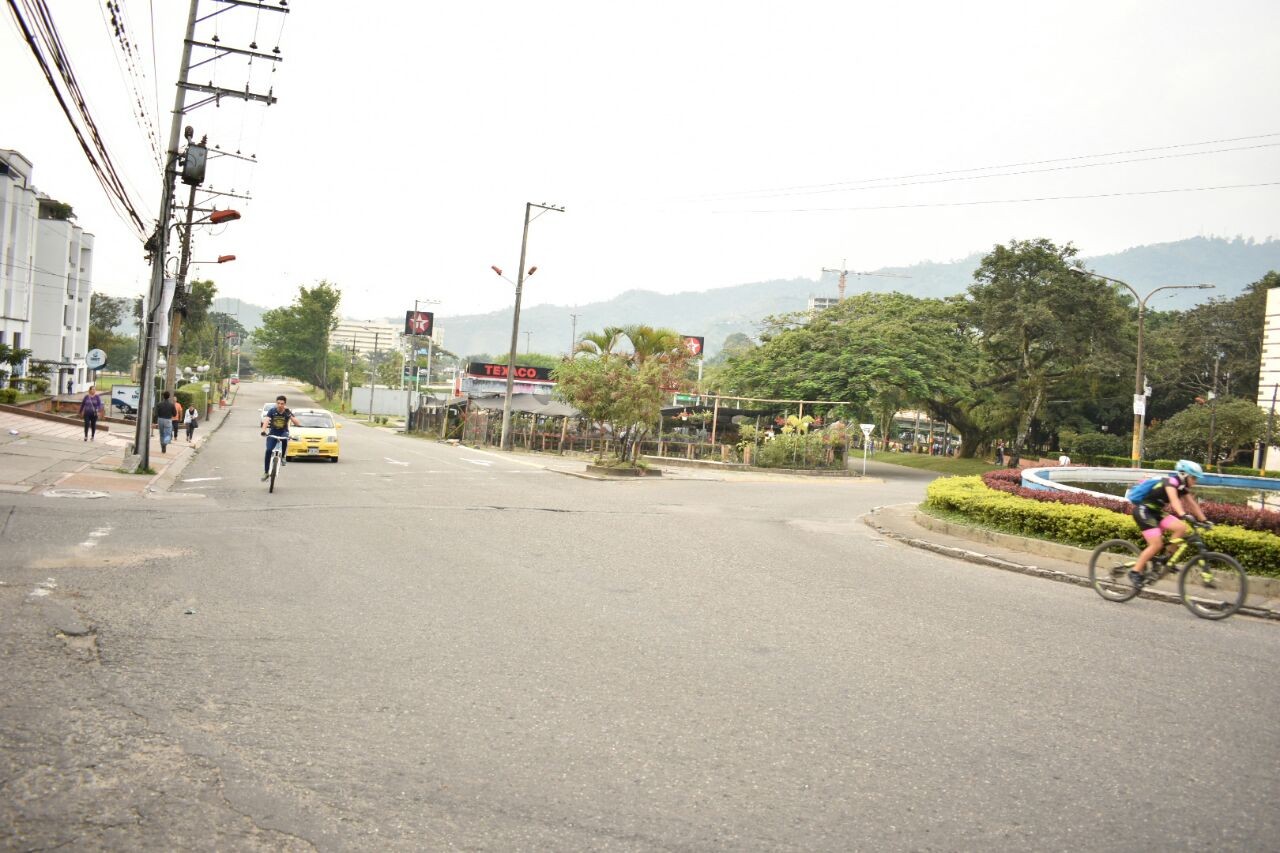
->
[280,437,288,463]
[1131,506,1164,576]
[264,436,273,474]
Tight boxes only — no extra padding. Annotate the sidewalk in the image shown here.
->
[0,404,232,497]
[865,502,1280,621]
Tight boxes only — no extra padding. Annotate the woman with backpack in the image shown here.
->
[184,402,199,441]
[1126,459,1214,588]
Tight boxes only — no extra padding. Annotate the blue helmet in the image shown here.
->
[1174,459,1204,478]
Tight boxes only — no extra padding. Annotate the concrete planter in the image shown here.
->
[586,464,661,477]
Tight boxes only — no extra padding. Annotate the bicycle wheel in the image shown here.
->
[1088,539,1143,602]
[1178,552,1248,620]
[268,452,279,494]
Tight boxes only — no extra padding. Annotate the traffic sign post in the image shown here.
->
[860,423,875,477]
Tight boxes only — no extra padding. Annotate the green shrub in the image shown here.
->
[924,475,1280,577]
[0,387,17,404]
[174,383,208,414]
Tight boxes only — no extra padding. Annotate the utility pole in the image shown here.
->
[499,201,564,451]
[569,312,579,356]
[368,331,380,423]
[130,0,284,471]
[1207,353,1221,469]
[524,330,532,354]
[820,260,910,301]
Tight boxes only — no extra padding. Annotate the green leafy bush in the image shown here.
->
[174,383,207,414]
[0,387,17,404]
[925,476,1280,577]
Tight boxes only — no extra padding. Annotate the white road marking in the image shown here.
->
[80,525,112,548]
[462,459,493,467]
[384,458,409,466]
[29,577,57,598]
[182,477,223,482]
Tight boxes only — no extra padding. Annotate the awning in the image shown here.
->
[466,393,580,417]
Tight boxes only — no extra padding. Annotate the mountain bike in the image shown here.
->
[263,432,290,494]
[1088,520,1248,620]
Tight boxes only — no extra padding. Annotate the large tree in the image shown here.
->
[254,282,342,397]
[720,292,997,455]
[967,239,1131,458]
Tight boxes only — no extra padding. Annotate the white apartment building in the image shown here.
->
[0,149,94,393]
[1257,285,1280,469]
[332,319,443,358]
[332,320,402,357]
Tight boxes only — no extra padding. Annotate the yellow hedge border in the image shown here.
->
[924,476,1280,578]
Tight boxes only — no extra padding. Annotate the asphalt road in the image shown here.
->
[2,381,1278,850]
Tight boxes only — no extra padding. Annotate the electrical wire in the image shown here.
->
[689,132,1280,202]
[714,142,1280,202]
[727,180,1280,214]
[7,0,149,241]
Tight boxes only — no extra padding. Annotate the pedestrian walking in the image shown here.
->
[155,391,177,453]
[79,385,103,441]
[184,402,198,441]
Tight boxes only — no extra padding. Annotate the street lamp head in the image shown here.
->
[217,254,236,263]
[209,209,241,225]
[527,266,537,277]
[491,265,503,277]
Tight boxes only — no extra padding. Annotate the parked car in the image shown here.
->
[285,408,340,462]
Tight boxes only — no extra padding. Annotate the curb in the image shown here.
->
[863,505,1279,621]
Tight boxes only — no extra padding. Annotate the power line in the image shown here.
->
[728,180,1280,214]
[7,0,149,241]
[689,131,1280,202]
[718,142,1280,202]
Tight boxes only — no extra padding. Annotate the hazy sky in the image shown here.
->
[3,1,1279,331]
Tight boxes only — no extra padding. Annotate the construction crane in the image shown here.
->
[821,260,911,301]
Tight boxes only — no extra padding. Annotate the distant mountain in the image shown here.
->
[212,297,268,331]
[439,237,1280,358]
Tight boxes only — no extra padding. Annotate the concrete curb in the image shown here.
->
[864,504,1279,621]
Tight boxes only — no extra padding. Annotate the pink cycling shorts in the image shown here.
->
[1141,514,1182,542]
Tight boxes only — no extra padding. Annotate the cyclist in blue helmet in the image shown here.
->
[1129,459,1212,588]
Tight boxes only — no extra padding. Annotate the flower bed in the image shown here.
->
[926,475,1280,577]
[980,468,1280,536]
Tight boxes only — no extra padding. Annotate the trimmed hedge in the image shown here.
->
[981,468,1280,536]
[175,383,208,415]
[926,476,1280,577]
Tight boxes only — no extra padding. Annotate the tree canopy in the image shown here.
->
[254,282,342,397]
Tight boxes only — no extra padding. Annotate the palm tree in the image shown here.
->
[574,326,623,358]
[619,324,683,366]
[0,344,32,388]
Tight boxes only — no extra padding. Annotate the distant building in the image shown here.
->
[808,296,839,313]
[332,320,402,357]
[0,149,94,392]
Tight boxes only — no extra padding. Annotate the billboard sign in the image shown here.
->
[404,310,434,336]
[466,362,554,382]
[681,335,705,357]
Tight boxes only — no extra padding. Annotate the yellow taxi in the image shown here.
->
[286,408,341,462]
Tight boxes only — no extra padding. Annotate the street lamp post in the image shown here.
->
[1074,269,1213,466]
[494,201,564,451]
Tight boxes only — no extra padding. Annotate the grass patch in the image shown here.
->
[869,450,999,476]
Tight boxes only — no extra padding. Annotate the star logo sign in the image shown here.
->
[405,310,433,335]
